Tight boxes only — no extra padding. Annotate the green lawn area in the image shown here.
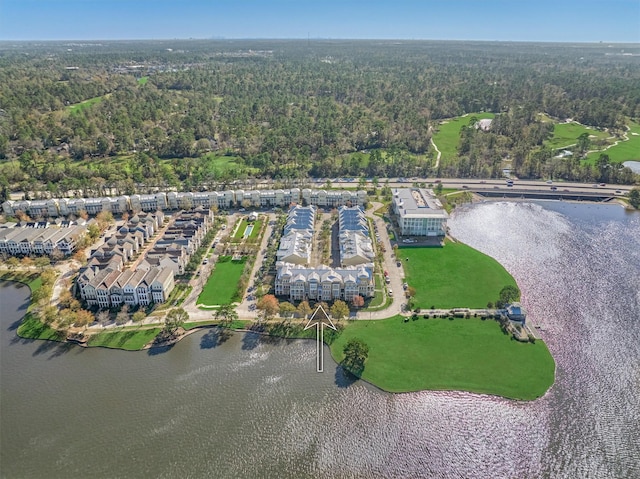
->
[248,219,263,239]
[231,219,262,241]
[584,120,640,164]
[401,241,518,309]
[87,327,161,350]
[0,270,57,341]
[545,122,610,150]
[197,256,246,306]
[330,316,555,400]
[67,95,105,114]
[137,76,148,85]
[17,313,60,341]
[432,112,495,161]
[233,219,249,240]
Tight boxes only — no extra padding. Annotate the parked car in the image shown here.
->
[388,289,393,297]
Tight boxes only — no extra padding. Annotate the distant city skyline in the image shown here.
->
[1,0,638,43]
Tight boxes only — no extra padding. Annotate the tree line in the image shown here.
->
[1,39,639,201]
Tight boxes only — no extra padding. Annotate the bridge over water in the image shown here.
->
[472,188,617,202]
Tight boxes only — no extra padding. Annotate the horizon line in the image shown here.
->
[1,37,638,45]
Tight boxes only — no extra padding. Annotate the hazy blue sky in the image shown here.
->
[1,0,638,42]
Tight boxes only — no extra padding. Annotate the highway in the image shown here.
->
[321,178,633,196]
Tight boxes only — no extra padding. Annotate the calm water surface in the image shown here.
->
[1,201,639,478]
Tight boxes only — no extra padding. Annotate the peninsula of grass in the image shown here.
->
[197,256,246,306]
[87,327,161,350]
[329,316,555,400]
[0,271,59,341]
[401,242,518,309]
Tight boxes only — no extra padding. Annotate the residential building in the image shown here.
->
[392,188,448,237]
[274,263,375,302]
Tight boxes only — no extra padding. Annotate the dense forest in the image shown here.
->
[0,39,639,199]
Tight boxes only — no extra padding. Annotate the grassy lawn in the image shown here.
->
[0,270,57,341]
[546,122,610,150]
[401,242,518,309]
[330,316,555,400]
[17,313,60,341]
[197,256,246,306]
[233,219,249,240]
[67,95,105,114]
[584,120,640,164]
[137,76,148,85]
[432,112,495,161]
[87,327,161,350]
[248,219,263,239]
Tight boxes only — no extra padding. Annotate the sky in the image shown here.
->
[0,0,638,43]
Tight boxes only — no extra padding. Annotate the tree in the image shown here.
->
[96,310,111,325]
[42,305,58,324]
[116,304,130,325]
[279,301,296,318]
[351,295,365,309]
[342,338,369,376]
[496,285,520,309]
[576,132,591,156]
[21,256,34,268]
[164,307,188,333]
[215,303,238,326]
[34,256,51,271]
[629,187,640,209]
[132,310,146,323]
[257,294,279,319]
[330,300,350,320]
[74,309,94,328]
[296,300,312,318]
[5,257,20,270]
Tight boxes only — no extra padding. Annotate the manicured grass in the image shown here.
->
[67,96,105,114]
[329,316,555,400]
[233,219,249,240]
[1,271,57,341]
[17,313,60,341]
[584,120,640,164]
[87,327,161,350]
[197,256,246,306]
[401,241,518,309]
[248,219,263,239]
[137,76,148,85]
[432,112,495,161]
[545,122,610,150]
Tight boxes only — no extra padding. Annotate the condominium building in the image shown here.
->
[392,188,448,237]
[0,221,87,257]
[2,188,366,218]
[338,206,374,266]
[274,263,375,302]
